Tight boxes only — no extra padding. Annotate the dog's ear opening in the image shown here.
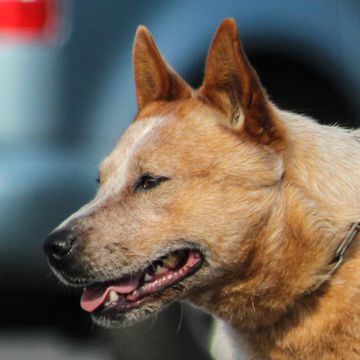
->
[133,26,193,111]
[201,18,285,150]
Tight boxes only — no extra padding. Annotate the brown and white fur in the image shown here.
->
[44,19,360,359]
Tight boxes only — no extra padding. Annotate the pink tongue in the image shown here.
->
[80,274,141,313]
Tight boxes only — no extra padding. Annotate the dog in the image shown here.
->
[44,18,360,359]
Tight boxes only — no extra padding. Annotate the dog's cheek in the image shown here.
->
[167,180,274,263]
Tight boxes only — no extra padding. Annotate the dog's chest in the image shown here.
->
[210,318,261,360]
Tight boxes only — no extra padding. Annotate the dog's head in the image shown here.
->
[44,19,287,328]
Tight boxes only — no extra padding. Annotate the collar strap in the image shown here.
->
[306,222,360,295]
[330,222,360,273]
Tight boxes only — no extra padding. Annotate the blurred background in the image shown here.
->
[1,0,359,359]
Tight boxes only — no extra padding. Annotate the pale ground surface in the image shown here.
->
[0,330,111,360]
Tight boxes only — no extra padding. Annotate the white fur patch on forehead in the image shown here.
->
[105,115,170,167]
[54,116,170,232]
[100,115,170,192]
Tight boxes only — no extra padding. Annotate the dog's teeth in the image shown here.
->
[155,264,167,274]
[144,273,153,282]
[162,253,179,268]
[109,290,119,302]
[104,290,119,306]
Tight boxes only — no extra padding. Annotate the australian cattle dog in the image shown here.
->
[44,18,360,359]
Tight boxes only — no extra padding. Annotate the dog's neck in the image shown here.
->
[191,111,360,359]
[282,109,360,221]
[246,115,360,359]
[198,220,360,359]
[304,221,360,295]
[247,226,360,360]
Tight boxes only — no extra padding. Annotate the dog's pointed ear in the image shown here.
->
[201,18,285,149]
[133,26,192,110]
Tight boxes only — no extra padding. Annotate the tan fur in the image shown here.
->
[48,19,360,359]
[133,26,193,110]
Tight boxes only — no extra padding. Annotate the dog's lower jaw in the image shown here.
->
[91,302,160,329]
[90,280,201,329]
[78,248,205,328]
[89,282,180,328]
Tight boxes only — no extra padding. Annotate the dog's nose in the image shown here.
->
[43,229,77,261]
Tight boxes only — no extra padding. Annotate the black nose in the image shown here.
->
[43,229,77,261]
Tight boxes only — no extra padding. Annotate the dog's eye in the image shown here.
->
[135,174,169,192]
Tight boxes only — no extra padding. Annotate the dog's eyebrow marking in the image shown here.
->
[99,116,169,197]
[54,116,169,231]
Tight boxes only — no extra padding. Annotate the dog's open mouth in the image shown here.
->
[80,249,203,315]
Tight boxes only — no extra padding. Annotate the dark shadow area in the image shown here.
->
[250,52,356,128]
[1,289,92,337]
